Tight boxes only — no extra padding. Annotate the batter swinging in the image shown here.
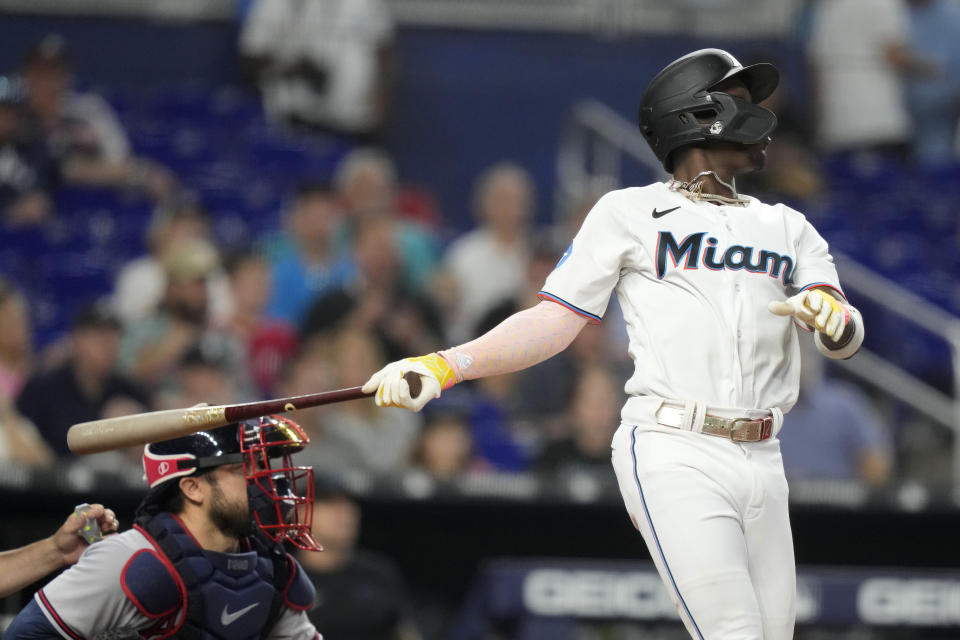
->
[364,49,864,639]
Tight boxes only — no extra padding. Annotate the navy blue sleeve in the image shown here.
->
[2,599,64,640]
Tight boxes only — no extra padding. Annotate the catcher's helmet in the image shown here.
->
[141,416,319,551]
[638,48,780,172]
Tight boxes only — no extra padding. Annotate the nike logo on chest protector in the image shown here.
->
[221,602,260,626]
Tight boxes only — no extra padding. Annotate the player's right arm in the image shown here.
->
[0,503,118,599]
[363,191,636,411]
[362,300,590,410]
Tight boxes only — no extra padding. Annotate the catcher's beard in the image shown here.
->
[207,476,253,540]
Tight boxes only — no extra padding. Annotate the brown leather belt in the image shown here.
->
[656,405,774,442]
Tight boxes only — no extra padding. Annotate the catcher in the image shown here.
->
[3,416,323,639]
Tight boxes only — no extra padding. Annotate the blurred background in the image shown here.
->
[0,0,959,638]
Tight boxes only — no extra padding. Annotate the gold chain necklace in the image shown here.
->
[668,171,749,207]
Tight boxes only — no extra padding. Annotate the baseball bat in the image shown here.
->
[66,372,423,455]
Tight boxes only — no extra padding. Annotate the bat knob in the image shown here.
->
[403,371,423,398]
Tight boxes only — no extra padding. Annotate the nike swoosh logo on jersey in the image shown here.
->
[221,602,259,626]
[652,206,680,218]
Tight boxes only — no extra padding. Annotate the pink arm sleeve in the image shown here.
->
[438,300,589,382]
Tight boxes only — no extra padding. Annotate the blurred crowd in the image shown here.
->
[0,140,636,487]
[2,0,960,495]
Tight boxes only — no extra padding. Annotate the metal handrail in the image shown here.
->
[557,99,960,488]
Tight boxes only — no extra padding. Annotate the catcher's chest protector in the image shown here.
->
[135,512,287,640]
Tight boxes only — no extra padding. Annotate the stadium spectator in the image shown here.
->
[117,238,251,397]
[0,276,33,397]
[407,410,482,480]
[0,396,55,469]
[274,343,369,475]
[441,161,535,344]
[222,250,298,397]
[302,215,444,363]
[111,196,232,326]
[534,365,621,476]
[0,75,57,227]
[0,277,53,468]
[298,479,422,640]
[154,341,245,411]
[807,0,930,158]
[778,339,893,486]
[332,148,440,295]
[260,181,354,326]
[312,327,421,476]
[16,300,148,458]
[240,0,397,143]
[81,394,148,473]
[905,0,960,166]
[20,34,179,202]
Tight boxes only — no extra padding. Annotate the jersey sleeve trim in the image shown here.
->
[35,589,84,640]
[537,291,601,324]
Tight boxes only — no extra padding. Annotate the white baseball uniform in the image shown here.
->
[539,182,845,639]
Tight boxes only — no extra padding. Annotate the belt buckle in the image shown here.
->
[727,418,756,442]
[728,416,773,442]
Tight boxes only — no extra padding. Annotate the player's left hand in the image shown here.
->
[768,289,849,341]
[53,503,119,565]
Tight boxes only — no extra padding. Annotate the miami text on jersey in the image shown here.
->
[655,231,794,283]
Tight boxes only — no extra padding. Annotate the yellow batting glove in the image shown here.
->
[361,353,455,412]
[768,289,849,341]
[407,354,456,390]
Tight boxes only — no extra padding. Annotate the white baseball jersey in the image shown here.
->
[540,182,842,420]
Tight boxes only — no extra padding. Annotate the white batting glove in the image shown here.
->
[768,289,849,341]
[361,353,455,412]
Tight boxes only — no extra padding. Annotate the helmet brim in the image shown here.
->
[712,62,779,104]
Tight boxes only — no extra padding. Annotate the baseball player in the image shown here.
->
[3,416,324,640]
[363,49,864,639]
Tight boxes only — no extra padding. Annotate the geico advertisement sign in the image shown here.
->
[858,579,960,625]
[522,569,821,621]
[523,570,674,618]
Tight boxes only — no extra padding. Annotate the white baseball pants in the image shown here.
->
[611,422,796,639]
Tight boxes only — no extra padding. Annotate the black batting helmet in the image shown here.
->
[638,48,780,172]
[140,416,320,551]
